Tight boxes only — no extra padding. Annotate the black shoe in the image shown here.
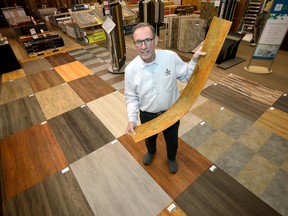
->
[143,153,154,165]
[168,160,178,174]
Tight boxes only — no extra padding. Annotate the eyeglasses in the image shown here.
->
[134,37,154,47]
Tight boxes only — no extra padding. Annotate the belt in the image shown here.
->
[140,110,166,116]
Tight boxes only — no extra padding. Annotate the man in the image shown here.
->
[124,22,206,173]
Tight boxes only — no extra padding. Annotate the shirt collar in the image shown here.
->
[138,50,160,69]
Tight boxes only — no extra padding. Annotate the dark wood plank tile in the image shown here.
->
[272,93,288,113]
[27,69,65,92]
[48,106,115,164]
[3,170,94,216]
[104,74,124,86]
[175,167,281,216]
[0,95,46,138]
[0,77,34,105]
[21,58,53,75]
[68,74,116,103]
[45,52,76,67]
[118,134,212,199]
[201,84,269,121]
[0,124,68,200]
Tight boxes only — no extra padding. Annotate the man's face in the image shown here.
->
[133,26,157,63]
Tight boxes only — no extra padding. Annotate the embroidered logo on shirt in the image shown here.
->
[165,69,171,76]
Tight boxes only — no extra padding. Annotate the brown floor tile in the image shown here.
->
[21,58,53,75]
[0,124,68,200]
[1,69,25,83]
[45,52,76,67]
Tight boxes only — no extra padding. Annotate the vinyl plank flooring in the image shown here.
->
[87,91,129,138]
[54,61,93,82]
[272,93,288,113]
[45,52,76,67]
[35,83,84,119]
[21,58,53,75]
[70,141,172,216]
[0,95,46,138]
[218,74,283,106]
[175,167,281,216]
[0,124,68,200]
[102,73,124,86]
[257,108,288,139]
[27,69,65,92]
[0,77,34,105]
[68,74,115,103]
[118,134,212,199]
[201,84,269,121]
[158,202,187,216]
[1,69,25,83]
[48,106,115,164]
[4,169,94,216]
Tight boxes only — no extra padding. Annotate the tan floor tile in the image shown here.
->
[281,160,288,173]
[179,111,202,137]
[35,83,84,119]
[238,123,272,152]
[191,99,222,119]
[54,61,93,82]
[205,107,236,129]
[257,108,288,140]
[190,95,208,110]
[197,131,235,162]
[87,91,133,138]
[1,69,25,83]
[236,154,279,196]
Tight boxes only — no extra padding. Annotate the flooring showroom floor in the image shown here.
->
[1,34,288,216]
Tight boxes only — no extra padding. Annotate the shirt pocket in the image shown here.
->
[163,74,175,92]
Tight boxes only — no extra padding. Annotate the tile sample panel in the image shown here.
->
[201,84,269,121]
[54,61,92,82]
[0,124,68,200]
[71,142,172,216]
[119,134,212,199]
[4,170,94,216]
[1,69,25,83]
[27,69,65,92]
[175,167,281,216]
[0,95,46,138]
[87,91,128,138]
[0,77,33,105]
[35,83,84,119]
[21,58,53,75]
[48,106,115,164]
[272,93,288,113]
[68,74,115,103]
[45,52,76,67]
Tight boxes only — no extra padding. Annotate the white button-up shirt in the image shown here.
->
[125,50,197,123]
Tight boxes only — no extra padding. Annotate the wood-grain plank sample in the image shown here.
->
[0,95,46,138]
[48,106,115,164]
[272,93,288,113]
[35,83,84,119]
[4,169,94,216]
[87,91,129,138]
[21,58,53,75]
[131,17,232,142]
[54,61,93,82]
[218,74,283,106]
[45,52,76,67]
[257,108,288,139]
[1,69,25,83]
[0,124,68,200]
[70,141,172,216]
[68,73,116,103]
[175,167,281,216]
[201,83,269,121]
[158,202,187,216]
[118,134,212,199]
[27,69,65,92]
[0,77,34,105]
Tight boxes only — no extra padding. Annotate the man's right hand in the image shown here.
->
[126,121,136,135]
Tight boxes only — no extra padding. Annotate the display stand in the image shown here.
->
[216,32,246,70]
[103,1,126,74]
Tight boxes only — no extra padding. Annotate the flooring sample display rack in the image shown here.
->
[130,17,232,143]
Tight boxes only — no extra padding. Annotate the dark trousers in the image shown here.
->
[139,110,180,160]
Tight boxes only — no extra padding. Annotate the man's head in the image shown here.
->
[132,22,158,63]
